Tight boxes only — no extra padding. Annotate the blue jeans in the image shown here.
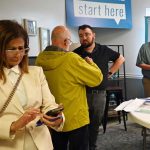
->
[87,90,106,150]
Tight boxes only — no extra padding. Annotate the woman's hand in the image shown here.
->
[10,108,41,134]
[42,113,63,128]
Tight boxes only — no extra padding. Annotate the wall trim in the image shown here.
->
[119,73,142,79]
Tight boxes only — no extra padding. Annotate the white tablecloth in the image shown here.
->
[129,111,150,129]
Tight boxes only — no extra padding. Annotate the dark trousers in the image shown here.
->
[50,125,89,150]
[87,91,106,150]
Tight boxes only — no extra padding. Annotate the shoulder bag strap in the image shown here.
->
[0,73,23,114]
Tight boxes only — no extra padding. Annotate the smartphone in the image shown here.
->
[46,107,64,117]
[36,106,64,126]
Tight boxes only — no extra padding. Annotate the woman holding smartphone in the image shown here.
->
[0,20,64,150]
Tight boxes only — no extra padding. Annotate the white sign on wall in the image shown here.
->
[66,0,132,29]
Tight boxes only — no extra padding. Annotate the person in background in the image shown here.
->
[0,20,64,150]
[136,42,150,97]
[74,24,125,150]
[35,25,103,150]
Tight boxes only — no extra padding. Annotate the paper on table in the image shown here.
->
[114,98,145,112]
[136,100,150,114]
[124,98,145,112]
[114,100,134,111]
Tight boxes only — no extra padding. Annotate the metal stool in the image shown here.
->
[102,86,127,133]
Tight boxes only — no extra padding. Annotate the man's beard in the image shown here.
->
[81,38,94,48]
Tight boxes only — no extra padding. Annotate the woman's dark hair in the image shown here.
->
[0,20,29,82]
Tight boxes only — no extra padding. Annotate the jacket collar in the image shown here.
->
[4,65,20,76]
[45,45,68,52]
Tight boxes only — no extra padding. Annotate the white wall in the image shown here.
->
[0,0,149,77]
[0,0,66,56]
[93,0,150,78]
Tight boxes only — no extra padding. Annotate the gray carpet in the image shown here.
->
[96,121,150,150]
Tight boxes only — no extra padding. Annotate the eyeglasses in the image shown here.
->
[79,33,92,39]
[5,47,30,55]
[64,39,73,46]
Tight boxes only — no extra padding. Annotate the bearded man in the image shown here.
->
[74,24,125,150]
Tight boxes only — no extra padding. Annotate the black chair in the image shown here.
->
[102,86,127,133]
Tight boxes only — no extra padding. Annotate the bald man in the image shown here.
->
[36,26,103,150]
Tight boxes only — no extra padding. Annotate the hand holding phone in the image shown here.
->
[36,105,64,126]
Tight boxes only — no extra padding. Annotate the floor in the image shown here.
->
[96,118,150,150]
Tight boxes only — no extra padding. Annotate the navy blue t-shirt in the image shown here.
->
[74,43,120,91]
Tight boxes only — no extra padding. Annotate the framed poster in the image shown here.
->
[39,27,50,50]
[66,0,132,29]
[23,19,37,36]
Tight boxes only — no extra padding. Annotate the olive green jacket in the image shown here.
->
[36,46,103,132]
